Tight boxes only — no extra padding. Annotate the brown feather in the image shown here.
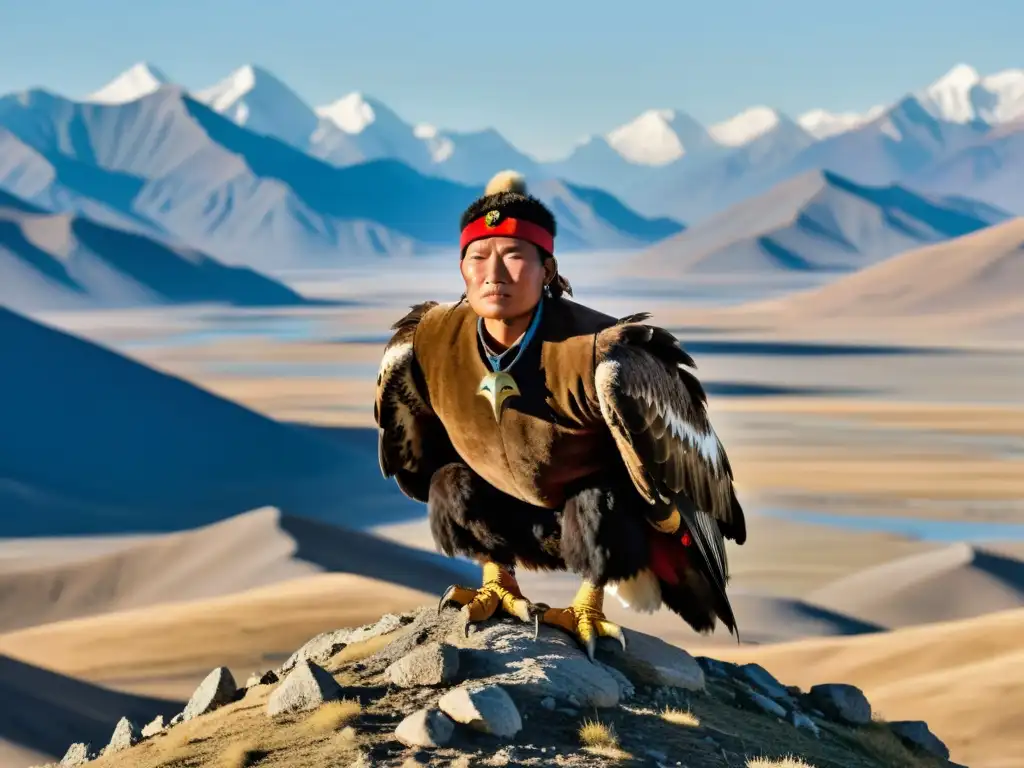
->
[375,301,458,502]
[594,314,747,625]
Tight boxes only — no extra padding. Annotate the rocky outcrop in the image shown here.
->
[41,605,957,768]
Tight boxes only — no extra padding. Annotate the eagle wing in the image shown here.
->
[374,301,458,502]
[594,314,747,617]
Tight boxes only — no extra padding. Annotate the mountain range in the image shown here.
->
[0,190,309,313]
[74,61,1024,225]
[629,170,1008,277]
[0,85,681,270]
[1,60,1022,277]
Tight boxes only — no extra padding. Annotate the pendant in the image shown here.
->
[478,370,520,421]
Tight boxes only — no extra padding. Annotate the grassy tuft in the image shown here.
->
[661,706,701,727]
[579,717,631,760]
[304,698,363,734]
[746,757,817,768]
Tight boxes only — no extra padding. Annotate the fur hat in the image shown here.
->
[459,170,557,257]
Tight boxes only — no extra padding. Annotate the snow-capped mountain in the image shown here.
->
[797,107,884,139]
[604,109,714,165]
[194,65,322,151]
[87,62,170,105]
[313,92,432,169]
[917,63,1024,125]
[707,106,796,147]
[0,87,678,267]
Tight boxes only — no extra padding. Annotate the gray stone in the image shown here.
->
[169,713,184,726]
[889,720,950,759]
[385,642,459,688]
[809,683,872,725]
[267,659,343,716]
[182,666,237,721]
[105,716,139,753]
[394,708,455,748]
[736,688,787,719]
[452,617,630,707]
[280,613,408,674]
[598,631,705,692]
[695,657,736,679]
[59,743,92,765]
[789,710,820,737]
[438,683,522,738]
[141,715,165,738]
[540,697,556,710]
[737,663,791,701]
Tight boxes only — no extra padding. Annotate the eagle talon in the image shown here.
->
[540,603,626,662]
[437,565,538,635]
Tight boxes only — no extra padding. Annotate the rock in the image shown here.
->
[246,670,279,688]
[789,710,820,737]
[540,697,556,710]
[182,667,237,722]
[598,631,705,692]
[438,683,522,738]
[737,663,790,701]
[889,720,950,759]
[808,683,872,725]
[695,656,736,679]
[386,641,459,688]
[267,659,343,716]
[735,688,787,719]
[444,613,630,707]
[394,708,455,748]
[169,713,184,726]
[59,743,92,765]
[280,613,408,674]
[141,715,165,738]
[105,717,140,753]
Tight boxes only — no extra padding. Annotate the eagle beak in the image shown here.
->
[477,371,520,421]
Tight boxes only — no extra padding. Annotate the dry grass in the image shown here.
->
[578,717,632,761]
[216,738,268,768]
[746,758,817,768]
[661,706,700,727]
[845,723,939,768]
[303,699,362,734]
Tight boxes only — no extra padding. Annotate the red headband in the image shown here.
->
[459,209,555,255]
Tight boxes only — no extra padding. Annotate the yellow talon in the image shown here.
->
[438,562,539,634]
[537,581,627,661]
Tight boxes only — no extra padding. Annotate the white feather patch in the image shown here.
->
[379,341,412,380]
[605,568,662,613]
[595,358,723,471]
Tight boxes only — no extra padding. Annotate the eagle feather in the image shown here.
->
[594,314,746,631]
[375,301,458,502]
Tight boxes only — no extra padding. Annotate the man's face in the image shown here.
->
[460,236,554,321]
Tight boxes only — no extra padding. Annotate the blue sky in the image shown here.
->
[1,0,1020,159]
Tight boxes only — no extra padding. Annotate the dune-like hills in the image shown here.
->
[0,507,474,635]
[0,306,417,535]
[736,217,1024,330]
[716,606,1024,768]
[807,542,1024,630]
[0,654,181,768]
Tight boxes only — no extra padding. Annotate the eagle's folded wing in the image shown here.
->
[375,302,457,502]
[594,314,747,597]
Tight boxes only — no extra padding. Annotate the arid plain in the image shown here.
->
[3,242,1023,768]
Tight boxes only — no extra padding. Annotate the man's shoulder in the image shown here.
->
[545,297,619,337]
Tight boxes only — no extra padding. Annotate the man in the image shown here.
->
[375,171,746,659]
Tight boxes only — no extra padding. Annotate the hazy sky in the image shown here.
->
[1,0,1020,159]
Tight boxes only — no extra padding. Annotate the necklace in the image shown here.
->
[476,300,544,421]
